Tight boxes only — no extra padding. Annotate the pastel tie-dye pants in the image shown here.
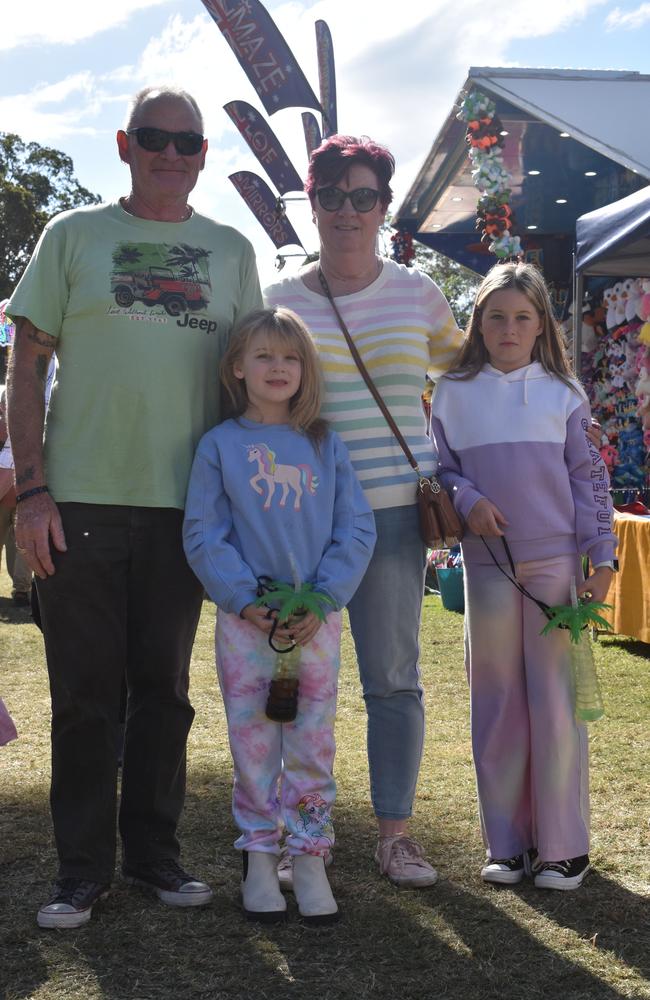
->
[216,609,342,856]
[464,553,590,863]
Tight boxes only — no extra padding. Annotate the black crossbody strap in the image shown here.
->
[480,535,552,620]
[317,267,422,477]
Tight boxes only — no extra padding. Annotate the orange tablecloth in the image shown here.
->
[601,512,650,643]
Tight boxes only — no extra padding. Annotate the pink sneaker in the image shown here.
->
[375,835,438,888]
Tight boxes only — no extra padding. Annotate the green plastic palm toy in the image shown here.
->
[254,580,334,626]
[540,579,610,722]
[540,599,612,644]
[255,560,335,722]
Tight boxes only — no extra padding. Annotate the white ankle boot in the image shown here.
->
[292,853,339,925]
[241,851,287,922]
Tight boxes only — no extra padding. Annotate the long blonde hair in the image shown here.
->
[221,307,328,442]
[447,262,576,388]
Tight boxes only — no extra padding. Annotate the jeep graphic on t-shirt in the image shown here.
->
[110,242,213,318]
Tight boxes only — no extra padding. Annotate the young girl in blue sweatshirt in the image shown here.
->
[183,307,375,924]
[429,263,616,892]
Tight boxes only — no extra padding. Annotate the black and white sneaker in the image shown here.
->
[37,877,110,929]
[481,854,525,885]
[123,859,213,907]
[534,855,590,891]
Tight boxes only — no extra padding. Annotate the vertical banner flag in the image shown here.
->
[229,171,304,249]
[302,112,322,159]
[224,101,304,194]
[202,0,322,116]
[315,20,337,136]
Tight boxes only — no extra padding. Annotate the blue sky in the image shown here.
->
[2,0,649,286]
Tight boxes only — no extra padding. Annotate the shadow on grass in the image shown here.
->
[0,595,34,627]
[2,766,647,1000]
[520,870,650,981]
[597,636,650,658]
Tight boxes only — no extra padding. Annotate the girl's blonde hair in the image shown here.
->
[221,306,327,442]
[446,262,576,388]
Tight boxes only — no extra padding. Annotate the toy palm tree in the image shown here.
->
[540,579,610,722]
[255,556,334,723]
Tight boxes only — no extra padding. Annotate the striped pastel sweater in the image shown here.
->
[265,260,463,510]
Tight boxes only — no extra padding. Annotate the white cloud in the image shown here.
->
[1,0,175,50]
[0,74,108,141]
[606,3,650,28]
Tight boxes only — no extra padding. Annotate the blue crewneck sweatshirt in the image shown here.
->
[183,417,376,615]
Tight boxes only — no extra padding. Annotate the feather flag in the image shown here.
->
[315,20,337,136]
[302,112,322,159]
[229,171,304,249]
[224,101,304,194]
[202,0,322,116]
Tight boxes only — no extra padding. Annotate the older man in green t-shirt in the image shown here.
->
[7,86,262,929]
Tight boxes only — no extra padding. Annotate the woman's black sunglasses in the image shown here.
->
[316,186,380,213]
[126,127,205,156]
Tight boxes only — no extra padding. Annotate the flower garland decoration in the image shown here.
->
[391,229,415,266]
[456,90,522,260]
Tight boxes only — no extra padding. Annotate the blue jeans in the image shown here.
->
[347,504,427,820]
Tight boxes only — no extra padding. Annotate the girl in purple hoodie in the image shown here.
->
[429,263,616,892]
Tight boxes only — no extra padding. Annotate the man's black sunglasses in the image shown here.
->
[316,186,381,213]
[126,127,205,156]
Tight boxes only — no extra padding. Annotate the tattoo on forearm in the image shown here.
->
[35,354,48,383]
[16,465,36,487]
[15,318,56,350]
[27,329,56,348]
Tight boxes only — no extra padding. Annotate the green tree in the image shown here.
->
[412,243,481,330]
[0,133,101,299]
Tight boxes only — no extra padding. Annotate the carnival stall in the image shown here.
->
[392,67,650,314]
[574,188,650,643]
[574,185,650,494]
[392,65,650,498]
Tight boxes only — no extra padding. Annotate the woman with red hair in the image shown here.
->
[266,135,464,889]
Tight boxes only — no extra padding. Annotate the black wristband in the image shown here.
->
[15,485,49,504]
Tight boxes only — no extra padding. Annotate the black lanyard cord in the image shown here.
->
[479,536,554,621]
[256,576,298,653]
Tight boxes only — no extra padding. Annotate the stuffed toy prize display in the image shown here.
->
[579,278,650,490]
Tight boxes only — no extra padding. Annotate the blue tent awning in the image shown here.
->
[575,185,650,276]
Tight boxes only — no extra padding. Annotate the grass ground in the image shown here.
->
[0,564,648,1000]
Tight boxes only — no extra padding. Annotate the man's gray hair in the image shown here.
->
[124,87,205,131]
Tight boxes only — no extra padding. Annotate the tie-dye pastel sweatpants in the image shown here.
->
[215,609,342,856]
[463,553,590,863]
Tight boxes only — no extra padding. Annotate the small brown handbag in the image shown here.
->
[318,268,464,548]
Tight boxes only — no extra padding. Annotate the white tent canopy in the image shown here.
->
[469,68,650,180]
[393,67,650,276]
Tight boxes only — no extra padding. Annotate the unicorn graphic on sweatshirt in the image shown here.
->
[247,443,318,510]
